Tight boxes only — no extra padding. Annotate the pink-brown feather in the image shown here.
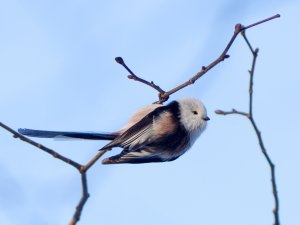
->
[153,111,177,138]
[119,103,162,133]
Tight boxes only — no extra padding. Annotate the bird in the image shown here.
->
[18,97,209,164]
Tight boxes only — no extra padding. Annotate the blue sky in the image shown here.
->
[1,0,299,225]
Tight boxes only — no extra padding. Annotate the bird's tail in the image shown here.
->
[18,128,117,140]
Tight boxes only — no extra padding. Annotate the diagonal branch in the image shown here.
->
[248,116,280,225]
[0,122,82,170]
[115,57,166,101]
[116,14,280,104]
[80,149,109,173]
[215,33,280,225]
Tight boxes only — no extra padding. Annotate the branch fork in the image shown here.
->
[116,14,280,104]
[215,32,280,225]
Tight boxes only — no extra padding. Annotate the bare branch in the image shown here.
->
[116,14,280,104]
[241,14,280,30]
[215,109,249,117]
[215,33,280,225]
[241,31,256,55]
[80,149,109,173]
[69,173,90,225]
[115,57,166,101]
[0,122,108,225]
[248,116,280,225]
[0,122,82,170]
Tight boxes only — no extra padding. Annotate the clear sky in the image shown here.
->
[1,0,299,225]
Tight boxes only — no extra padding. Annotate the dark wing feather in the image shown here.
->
[102,145,183,164]
[102,147,165,164]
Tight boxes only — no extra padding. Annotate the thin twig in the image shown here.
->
[241,33,257,117]
[242,14,280,30]
[69,173,90,225]
[80,149,109,173]
[115,57,166,101]
[116,14,280,104]
[215,33,280,225]
[248,117,280,225]
[0,122,82,170]
[215,109,249,117]
[241,31,255,54]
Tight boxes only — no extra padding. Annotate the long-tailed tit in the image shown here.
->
[18,97,209,164]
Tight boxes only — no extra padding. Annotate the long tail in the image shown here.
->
[18,128,117,140]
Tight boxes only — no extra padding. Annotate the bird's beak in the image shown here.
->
[203,116,210,121]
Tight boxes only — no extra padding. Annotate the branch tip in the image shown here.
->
[242,14,281,31]
[234,23,243,33]
[215,109,225,115]
[115,57,124,64]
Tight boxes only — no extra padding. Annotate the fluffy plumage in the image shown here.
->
[18,97,209,164]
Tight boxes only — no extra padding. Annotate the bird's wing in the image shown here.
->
[100,106,176,151]
[102,147,166,164]
[119,103,162,132]
[18,128,117,140]
[102,128,189,164]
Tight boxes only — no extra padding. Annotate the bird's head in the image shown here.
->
[178,97,209,133]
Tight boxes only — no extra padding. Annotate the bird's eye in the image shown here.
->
[192,110,198,115]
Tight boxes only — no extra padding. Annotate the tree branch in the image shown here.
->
[0,122,82,170]
[116,14,280,104]
[0,122,109,225]
[115,57,166,101]
[215,33,280,225]
[80,149,109,173]
[69,173,90,225]
[214,109,249,117]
